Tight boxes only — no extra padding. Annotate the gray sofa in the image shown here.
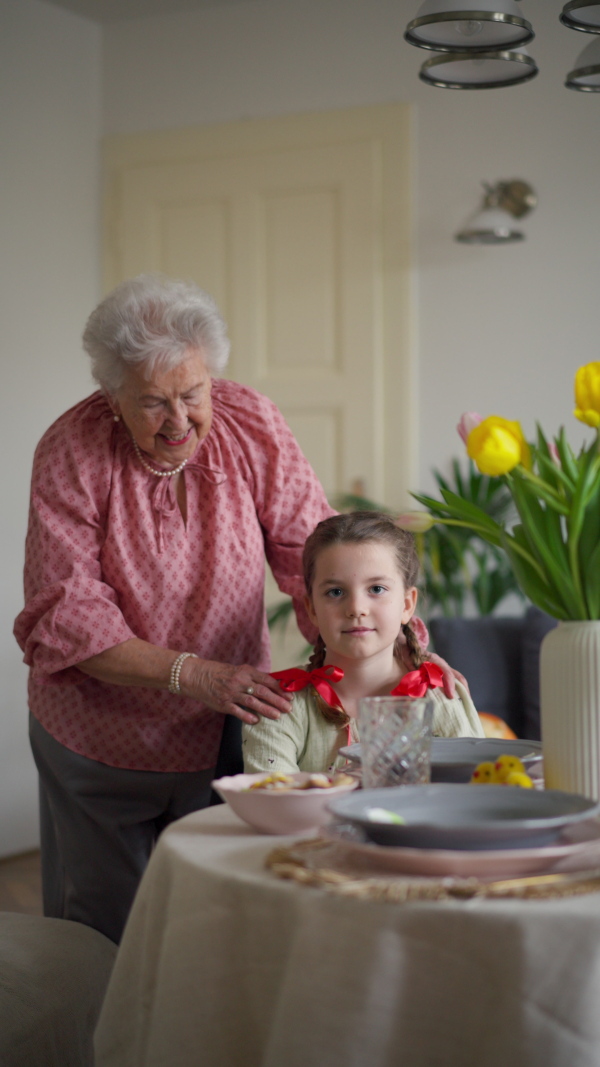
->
[429,606,557,741]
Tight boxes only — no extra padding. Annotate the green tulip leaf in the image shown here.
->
[509,478,582,617]
[555,428,580,483]
[502,536,569,619]
[577,480,600,574]
[535,451,575,497]
[534,427,567,495]
[582,537,600,618]
[438,490,504,536]
[567,452,600,579]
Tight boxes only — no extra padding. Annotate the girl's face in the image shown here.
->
[304,540,417,665]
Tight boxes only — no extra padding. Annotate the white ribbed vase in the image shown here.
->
[540,621,600,800]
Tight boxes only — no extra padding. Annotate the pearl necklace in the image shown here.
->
[132,437,190,478]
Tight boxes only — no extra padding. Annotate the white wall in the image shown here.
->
[102,0,598,495]
[0,0,101,856]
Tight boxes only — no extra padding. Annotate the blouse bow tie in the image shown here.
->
[272,660,444,709]
[391,661,445,698]
[150,459,227,553]
[270,665,345,711]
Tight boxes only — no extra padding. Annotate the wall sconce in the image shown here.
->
[455,180,537,244]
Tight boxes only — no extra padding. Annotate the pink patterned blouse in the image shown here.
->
[14,381,334,772]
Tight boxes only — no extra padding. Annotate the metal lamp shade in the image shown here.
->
[565,36,600,89]
[456,206,525,243]
[560,2,600,33]
[405,0,534,52]
[420,47,538,88]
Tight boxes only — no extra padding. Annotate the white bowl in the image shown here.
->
[212,772,359,835]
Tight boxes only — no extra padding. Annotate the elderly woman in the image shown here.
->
[15,274,460,944]
[14,274,337,943]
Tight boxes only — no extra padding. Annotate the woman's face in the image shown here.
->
[112,348,213,469]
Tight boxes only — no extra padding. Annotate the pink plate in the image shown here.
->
[323,817,600,879]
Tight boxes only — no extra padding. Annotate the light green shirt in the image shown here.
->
[242,681,484,776]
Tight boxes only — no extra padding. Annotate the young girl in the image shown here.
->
[242,512,483,776]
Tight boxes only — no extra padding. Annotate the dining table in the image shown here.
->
[94,801,600,1067]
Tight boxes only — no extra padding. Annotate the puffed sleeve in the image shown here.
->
[13,398,136,684]
[242,697,306,775]
[430,681,485,737]
[216,385,335,642]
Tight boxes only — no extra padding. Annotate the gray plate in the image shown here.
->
[327,784,600,851]
[338,738,543,783]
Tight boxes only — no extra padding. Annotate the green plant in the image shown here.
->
[417,462,523,617]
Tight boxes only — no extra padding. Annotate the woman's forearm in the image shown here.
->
[76,638,292,724]
[77,638,178,689]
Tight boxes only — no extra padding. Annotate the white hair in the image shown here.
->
[82,274,231,395]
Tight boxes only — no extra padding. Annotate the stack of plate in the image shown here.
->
[326,740,600,879]
[338,737,543,784]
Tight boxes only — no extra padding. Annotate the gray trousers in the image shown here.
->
[29,714,215,944]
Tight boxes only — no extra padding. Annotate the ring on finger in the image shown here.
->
[244,686,255,696]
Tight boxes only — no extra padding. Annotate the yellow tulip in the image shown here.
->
[466,416,530,476]
[574,362,600,428]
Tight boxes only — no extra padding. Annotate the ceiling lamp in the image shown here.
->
[565,36,600,89]
[420,47,538,88]
[405,0,534,53]
[560,2,600,33]
[455,180,537,244]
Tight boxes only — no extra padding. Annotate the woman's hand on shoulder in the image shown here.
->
[181,658,293,724]
[398,642,469,699]
[425,652,470,699]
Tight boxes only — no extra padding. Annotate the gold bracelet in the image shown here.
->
[168,652,198,695]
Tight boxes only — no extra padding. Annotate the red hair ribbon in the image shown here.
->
[271,665,345,711]
[391,661,445,698]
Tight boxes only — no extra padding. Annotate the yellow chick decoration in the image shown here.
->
[494,755,526,783]
[469,755,534,787]
[470,761,499,784]
[504,771,534,788]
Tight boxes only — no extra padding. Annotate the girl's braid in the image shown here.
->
[400,620,424,669]
[307,633,327,670]
[306,634,349,726]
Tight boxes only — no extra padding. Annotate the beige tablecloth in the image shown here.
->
[95,805,600,1067]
